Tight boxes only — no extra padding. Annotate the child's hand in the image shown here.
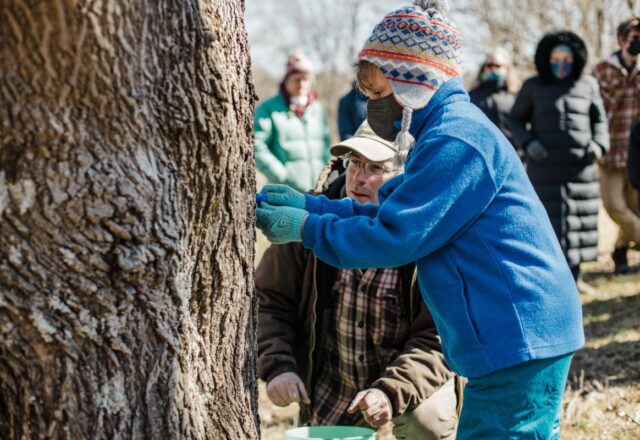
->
[526,140,549,162]
[259,184,305,209]
[256,203,307,244]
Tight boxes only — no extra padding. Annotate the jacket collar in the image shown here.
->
[407,77,469,140]
[604,52,622,68]
[603,51,640,75]
[277,88,318,118]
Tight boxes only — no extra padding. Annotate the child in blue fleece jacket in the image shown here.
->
[257,1,584,438]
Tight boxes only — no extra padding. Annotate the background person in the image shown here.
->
[469,48,519,155]
[337,82,368,141]
[254,50,331,192]
[592,17,640,273]
[508,31,609,293]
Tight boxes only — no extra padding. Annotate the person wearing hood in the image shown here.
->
[592,17,640,274]
[257,1,584,438]
[509,31,609,294]
[254,50,331,192]
[469,48,519,155]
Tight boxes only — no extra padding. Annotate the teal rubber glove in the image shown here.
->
[256,203,308,244]
[259,184,305,209]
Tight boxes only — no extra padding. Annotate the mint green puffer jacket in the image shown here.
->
[254,93,331,192]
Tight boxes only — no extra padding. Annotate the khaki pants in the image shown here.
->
[599,166,640,246]
[392,378,458,440]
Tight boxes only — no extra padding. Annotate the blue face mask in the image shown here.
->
[550,60,573,79]
[481,70,507,83]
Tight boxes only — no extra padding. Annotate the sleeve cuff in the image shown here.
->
[369,383,398,416]
[589,141,605,159]
[304,194,322,213]
[522,137,536,149]
[264,362,297,383]
[301,213,319,249]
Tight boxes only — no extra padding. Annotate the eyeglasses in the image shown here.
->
[342,155,397,178]
[484,63,503,69]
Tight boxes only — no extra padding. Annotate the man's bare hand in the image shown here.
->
[347,388,392,427]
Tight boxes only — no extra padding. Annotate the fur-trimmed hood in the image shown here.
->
[535,31,588,83]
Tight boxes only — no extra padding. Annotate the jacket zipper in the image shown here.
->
[305,257,319,392]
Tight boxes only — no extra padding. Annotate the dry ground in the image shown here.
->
[562,251,640,439]
[255,204,640,439]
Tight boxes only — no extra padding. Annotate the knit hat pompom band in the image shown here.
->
[360,49,461,78]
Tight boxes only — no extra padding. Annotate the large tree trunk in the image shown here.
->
[0,0,258,438]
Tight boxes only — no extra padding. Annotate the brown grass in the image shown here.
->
[563,248,640,439]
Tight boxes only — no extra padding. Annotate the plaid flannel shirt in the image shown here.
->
[311,267,409,426]
[592,52,640,170]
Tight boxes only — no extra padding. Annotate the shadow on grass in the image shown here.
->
[581,291,640,339]
[569,339,640,388]
[568,277,640,388]
[581,264,640,283]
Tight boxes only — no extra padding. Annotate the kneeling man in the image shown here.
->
[257,122,461,439]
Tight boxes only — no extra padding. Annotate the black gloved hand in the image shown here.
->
[526,140,549,162]
[585,142,603,161]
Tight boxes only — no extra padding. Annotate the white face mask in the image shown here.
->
[290,95,309,107]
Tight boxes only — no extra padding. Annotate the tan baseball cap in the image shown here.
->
[330,121,398,162]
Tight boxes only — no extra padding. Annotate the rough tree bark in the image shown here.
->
[0,0,258,439]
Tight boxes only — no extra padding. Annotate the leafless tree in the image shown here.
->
[247,0,401,140]
[248,0,639,138]
[453,0,640,77]
[0,0,258,438]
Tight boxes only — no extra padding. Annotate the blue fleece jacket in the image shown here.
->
[301,78,584,378]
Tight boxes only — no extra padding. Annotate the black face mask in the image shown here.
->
[628,39,640,56]
[367,94,404,142]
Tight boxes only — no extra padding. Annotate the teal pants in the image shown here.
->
[458,353,573,439]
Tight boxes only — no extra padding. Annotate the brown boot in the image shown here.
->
[612,246,630,274]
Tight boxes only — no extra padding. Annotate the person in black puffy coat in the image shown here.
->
[509,31,610,293]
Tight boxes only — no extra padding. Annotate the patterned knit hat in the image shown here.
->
[284,49,314,80]
[358,0,463,164]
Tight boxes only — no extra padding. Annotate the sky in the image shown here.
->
[244,0,487,78]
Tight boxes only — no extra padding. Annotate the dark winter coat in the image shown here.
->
[509,31,610,266]
[469,80,516,148]
[337,83,368,141]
